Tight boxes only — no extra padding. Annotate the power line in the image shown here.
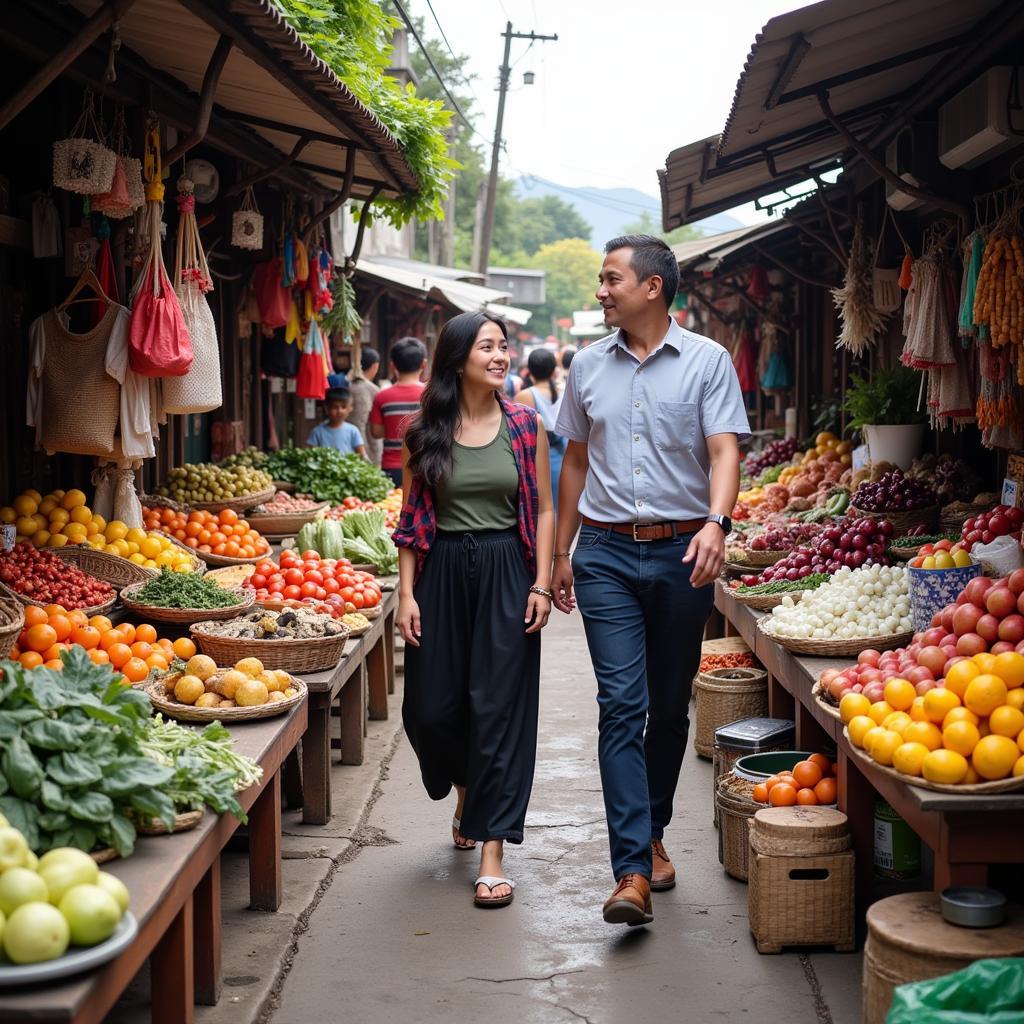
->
[423,0,461,71]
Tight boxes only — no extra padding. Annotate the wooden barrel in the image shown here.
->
[863,893,1024,1024]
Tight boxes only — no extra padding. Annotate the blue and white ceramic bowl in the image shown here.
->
[908,562,981,633]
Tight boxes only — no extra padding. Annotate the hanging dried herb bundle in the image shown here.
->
[832,217,887,356]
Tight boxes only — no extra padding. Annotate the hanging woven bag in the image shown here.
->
[93,107,144,219]
[53,89,116,195]
[296,318,328,400]
[231,186,264,250]
[162,178,223,414]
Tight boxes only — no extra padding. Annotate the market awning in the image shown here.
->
[660,0,1012,228]
[355,257,533,325]
[60,0,419,200]
[672,221,793,273]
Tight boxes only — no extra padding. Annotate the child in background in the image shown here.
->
[307,388,366,457]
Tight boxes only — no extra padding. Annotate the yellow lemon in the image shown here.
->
[30,530,50,549]
[922,555,937,570]
[60,489,87,510]
[964,674,1008,717]
[143,559,158,569]
[870,730,903,766]
[38,497,57,516]
[988,705,1024,739]
[971,734,1020,780]
[972,653,998,675]
[69,506,93,526]
[173,563,192,573]
[839,692,871,724]
[104,521,128,542]
[869,700,895,726]
[932,551,955,570]
[113,539,130,557]
[90,514,106,533]
[128,553,147,566]
[104,543,122,555]
[952,549,972,568]
[943,720,981,757]
[993,651,1024,689]
[892,742,929,777]
[923,687,961,724]
[963,765,981,784]
[943,706,980,730]
[155,550,175,567]
[1013,755,1024,777]
[13,495,38,517]
[884,678,916,712]
[0,506,16,524]
[922,748,969,785]
[1006,690,1024,712]
[139,537,162,560]
[15,516,37,537]
[848,714,877,748]
[61,522,87,541]
[125,542,140,556]
[944,659,980,698]
[48,508,70,528]
[125,527,147,545]
[30,513,48,533]
[902,720,943,751]
[48,533,69,548]
[882,711,912,736]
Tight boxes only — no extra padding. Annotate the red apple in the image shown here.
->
[945,656,966,667]
[851,683,863,693]
[941,605,957,632]
[956,632,988,657]
[998,614,1024,644]
[953,603,985,637]
[922,627,946,647]
[916,646,948,677]
[828,679,849,700]
[963,577,994,607]
[915,679,937,695]
[862,681,886,703]
[858,650,881,667]
[976,614,1001,643]
[990,641,1015,655]
[1018,639,1024,654]
[907,665,936,685]
[820,669,840,687]
[986,587,1018,618]
[860,668,884,684]
[930,611,943,628]
[1008,568,1024,596]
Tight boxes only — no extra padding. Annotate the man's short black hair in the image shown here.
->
[391,336,427,374]
[325,387,351,404]
[604,234,679,311]
[360,347,380,372]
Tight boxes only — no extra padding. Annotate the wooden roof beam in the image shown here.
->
[163,33,233,168]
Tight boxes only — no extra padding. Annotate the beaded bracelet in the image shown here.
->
[529,585,553,599]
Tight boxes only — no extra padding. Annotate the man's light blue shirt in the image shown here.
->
[555,317,751,522]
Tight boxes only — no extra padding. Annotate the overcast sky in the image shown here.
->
[417,0,816,224]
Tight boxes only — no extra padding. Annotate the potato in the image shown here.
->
[195,692,221,708]
[174,675,205,705]
[218,670,248,700]
[185,655,217,681]
[234,657,264,679]
[267,691,286,703]
[260,670,284,693]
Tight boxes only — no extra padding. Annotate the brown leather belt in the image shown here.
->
[581,516,707,542]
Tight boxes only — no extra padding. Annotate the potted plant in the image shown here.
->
[842,365,926,469]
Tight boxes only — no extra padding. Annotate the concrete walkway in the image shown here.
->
[266,610,862,1024]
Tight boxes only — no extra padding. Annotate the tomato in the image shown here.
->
[251,574,267,589]
[304,569,323,585]
[268,579,285,594]
[351,592,365,608]
[284,568,304,586]
[340,586,355,602]
[283,585,302,600]
[315,587,327,601]
[300,581,318,598]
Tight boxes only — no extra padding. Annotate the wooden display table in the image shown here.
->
[713,580,1024,915]
[0,703,307,1024]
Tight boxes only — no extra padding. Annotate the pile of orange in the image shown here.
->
[752,754,838,807]
[143,506,270,559]
[10,604,197,683]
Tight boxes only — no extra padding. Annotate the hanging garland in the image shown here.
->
[832,217,887,356]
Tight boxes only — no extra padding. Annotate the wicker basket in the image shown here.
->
[134,808,204,835]
[0,579,115,618]
[716,773,758,881]
[737,549,789,568]
[119,582,255,624]
[53,546,154,590]
[887,545,919,561]
[146,673,307,722]
[141,494,192,514]
[730,588,808,611]
[849,504,939,535]
[756,618,913,656]
[693,667,768,759]
[863,894,1024,1024]
[194,548,267,567]
[189,488,277,514]
[0,598,25,658]
[204,564,256,589]
[247,502,328,539]
[747,807,855,954]
[189,623,349,673]
[939,496,999,535]
[811,685,843,721]
[90,847,118,865]
[272,481,295,494]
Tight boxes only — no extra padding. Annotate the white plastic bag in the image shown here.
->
[971,536,1024,577]
[113,465,143,528]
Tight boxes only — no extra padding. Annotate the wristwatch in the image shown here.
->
[707,513,732,534]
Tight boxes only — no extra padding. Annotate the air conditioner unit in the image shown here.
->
[939,66,1024,170]
[885,125,935,211]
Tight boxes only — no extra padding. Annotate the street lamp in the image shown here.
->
[523,70,535,85]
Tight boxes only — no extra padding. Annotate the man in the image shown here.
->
[552,234,748,927]
[369,336,427,488]
[349,346,382,467]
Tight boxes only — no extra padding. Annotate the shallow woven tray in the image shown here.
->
[360,604,383,620]
[341,618,372,637]
[204,564,256,589]
[849,504,939,535]
[730,588,809,611]
[737,549,789,568]
[755,617,913,656]
[246,502,328,538]
[0,578,115,618]
[811,685,843,721]
[888,545,919,561]
[54,540,203,583]
[844,727,1024,794]
[0,597,25,659]
[724,560,758,577]
[189,487,277,514]
[140,494,191,514]
[146,673,307,722]
[134,808,204,835]
[189,623,349,673]
[119,582,255,624]
[194,547,268,567]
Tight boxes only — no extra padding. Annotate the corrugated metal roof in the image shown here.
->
[70,0,418,198]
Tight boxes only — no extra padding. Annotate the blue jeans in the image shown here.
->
[572,525,714,879]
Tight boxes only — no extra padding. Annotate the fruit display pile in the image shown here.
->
[743,438,799,477]
[907,537,974,570]
[322,489,403,531]
[156,654,299,710]
[959,504,1023,552]
[143,505,270,559]
[906,453,983,507]
[217,447,267,471]
[245,548,382,616]
[252,491,323,514]
[746,523,823,553]
[155,464,273,504]
[751,754,838,807]
[0,544,115,611]
[130,568,245,610]
[852,469,937,513]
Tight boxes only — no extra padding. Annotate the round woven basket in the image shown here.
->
[90,847,118,865]
[693,667,768,759]
[0,578,115,618]
[194,548,268,567]
[849,503,939,535]
[887,545,919,561]
[52,546,154,590]
[939,498,998,535]
[272,480,295,494]
[756,618,913,656]
[341,618,372,638]
[812,685,843,721]
[716,774,757,881]
[146,673,307,722]
[749,806,848,857]
[141,494,191,514]
[724,560,759,577]
[134,808,204,835]
[189,623,350,673]
[204,565,256,589]
[189,487,277,514]
[119,582,255,624]
[0,598,25,658]
[737,549,789,568]
[246,502,328,539]
[731,588,809,611]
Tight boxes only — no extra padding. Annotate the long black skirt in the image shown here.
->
[402,528,540,844]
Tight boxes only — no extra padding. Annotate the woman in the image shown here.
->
[516,348,565,511]
[394,311,554,909]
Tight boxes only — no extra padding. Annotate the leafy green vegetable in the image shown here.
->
[133,567,242,609]
[265,447,390,502]
[339,509,398,574]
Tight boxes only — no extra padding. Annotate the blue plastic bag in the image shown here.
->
[886,958,1024,1024]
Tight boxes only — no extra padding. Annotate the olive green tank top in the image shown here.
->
[434,416,518,532]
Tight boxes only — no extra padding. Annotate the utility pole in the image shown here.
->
[473,22,558,277]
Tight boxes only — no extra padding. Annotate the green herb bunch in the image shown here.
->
[133,568,242,609]
[842,365,926,433]
[265,446,391,503]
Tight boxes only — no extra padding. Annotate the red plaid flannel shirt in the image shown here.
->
[393,395,540,578]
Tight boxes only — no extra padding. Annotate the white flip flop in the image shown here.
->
[452,815,476,850]
[474,875,515,908]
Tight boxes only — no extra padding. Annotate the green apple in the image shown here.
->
[40,860,98,906]
[2,902,69,964]
[0,867,49,916]
[95,872,130,916]
[59,885,120,946]
[23,850,38,871]
[0,827,28,871]
[37,848,98,875]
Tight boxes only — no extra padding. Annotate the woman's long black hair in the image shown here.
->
[527,348,558,404]
[405,310,508,487]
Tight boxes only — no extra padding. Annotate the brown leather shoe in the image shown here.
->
[602,873,653,926]
[651,839,676,892]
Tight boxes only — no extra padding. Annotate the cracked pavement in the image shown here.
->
[268,610,861,1024]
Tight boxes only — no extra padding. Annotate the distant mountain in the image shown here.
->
[514,176,744,248]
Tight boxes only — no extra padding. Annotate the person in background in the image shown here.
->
[516,349,565,512]
[349,346,382,467]
[503,370,521,398]
[370,336,427,488]
[307,387,366,457]
[327,349,350,390]
[560,346,577,373]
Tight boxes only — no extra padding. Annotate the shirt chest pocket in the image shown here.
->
[655,400,696,451]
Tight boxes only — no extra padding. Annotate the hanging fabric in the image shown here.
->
[294,237,310,283]
[296,317,329,399]
[128,123,193,377]
[162,177,223,414]
[254,259,291,327]
[91,219,119,328]
[31,196,62,258]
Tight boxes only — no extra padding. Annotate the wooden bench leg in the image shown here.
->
[767,673,795,720]
[248,771,282,911]
[339,665,366,766]
[193,857,221,1006]
[152,896,194,1024]
[367,634,388,721]
[384,609,396,695]
[301,698,331,826]
[838,746,877,939]
[282,748,303,810]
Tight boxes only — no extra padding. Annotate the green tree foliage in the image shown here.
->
[528,238,603,334]
[272,0,458,226]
